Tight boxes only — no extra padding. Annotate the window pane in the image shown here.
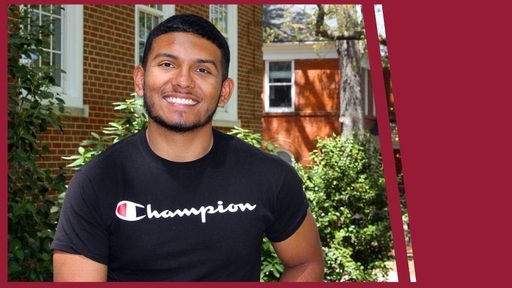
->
[27,5,63,86]
[269,72,292,83]
[270,61,291,73]
[147,5,162,11]
[41,50,51,67]
[138,9,162,64]
[143,13,152,36]
[152,15,160,27]
[210,5,228,35]
[269,62,291,83]
[53,52,62,86]
[269,85,292,108]
[41,5,52,14]
[53,16,62,50]
[42,14,53,49]
[139,12,146,39]
[52,5,62,16]
[139,40,145,62]
[41,4,62,15]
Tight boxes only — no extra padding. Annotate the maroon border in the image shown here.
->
[7,0,502,286]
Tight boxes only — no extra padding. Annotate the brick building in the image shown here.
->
[262,42,387,164]
[261,4,398,166]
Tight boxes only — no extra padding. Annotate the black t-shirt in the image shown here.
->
[51,129,309,281]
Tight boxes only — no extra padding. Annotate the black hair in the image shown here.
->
[141,13,230,81]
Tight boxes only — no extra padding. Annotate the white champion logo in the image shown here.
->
[116,200,257,223]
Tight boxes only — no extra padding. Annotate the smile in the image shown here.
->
[164,97,198,106]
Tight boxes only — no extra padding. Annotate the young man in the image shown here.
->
[51,13,324,282]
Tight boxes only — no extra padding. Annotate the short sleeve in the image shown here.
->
[50,171,110,265]
[264,163,309,242]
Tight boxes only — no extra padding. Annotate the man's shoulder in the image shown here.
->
[79,130,145,170]
[215,129,268,155]
[214,129,291,168]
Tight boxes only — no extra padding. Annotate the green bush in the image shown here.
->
[62,95,147,171]
[8,5,68,281]
[297,133,394,281]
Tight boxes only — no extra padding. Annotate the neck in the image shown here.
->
[146,122,214,162]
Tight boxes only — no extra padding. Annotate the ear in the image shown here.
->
[218,78,234,108]
[133,65,145,97]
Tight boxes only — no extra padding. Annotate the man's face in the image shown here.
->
[134,32,233,133]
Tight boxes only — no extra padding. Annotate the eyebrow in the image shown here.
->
[153,52,219,71]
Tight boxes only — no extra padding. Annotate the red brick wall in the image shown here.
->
[295,59,340,112]
[175,5,208,17]
[262,58,391,165]
[262,58,342,164]
[235,5,264,133]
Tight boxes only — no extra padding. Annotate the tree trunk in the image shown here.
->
[337,38,363,138]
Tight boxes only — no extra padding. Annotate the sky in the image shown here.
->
[375,4,386,37]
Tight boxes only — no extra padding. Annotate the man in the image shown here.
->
[51,13,324,282]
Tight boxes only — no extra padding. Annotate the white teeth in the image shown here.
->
[165,97,197,105]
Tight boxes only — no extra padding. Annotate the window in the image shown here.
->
[25,5,63,85]
[209,5,239,127]
[27,5,85,112]
[135,5,174,66]
[265,61,294,112]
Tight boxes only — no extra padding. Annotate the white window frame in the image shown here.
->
[134,5,175,67]
[57,5,84,111]
[263,42,338,60]
[210,5,239,127]
[264,60,295,113]
[26,5,85,113]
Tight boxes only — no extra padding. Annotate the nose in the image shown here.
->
[171,67,194,89]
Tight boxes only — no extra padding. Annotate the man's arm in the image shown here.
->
[272,209,325,282]
[53,250,108,282]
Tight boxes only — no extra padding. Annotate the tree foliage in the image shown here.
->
[298,133,393,281]
[7,4,68,281]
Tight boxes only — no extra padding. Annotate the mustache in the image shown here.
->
[161,88,196,97]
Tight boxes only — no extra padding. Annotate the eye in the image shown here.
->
[196,67,211,74]
[160,62,174,68]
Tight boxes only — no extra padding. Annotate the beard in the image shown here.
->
[143,91,220,133]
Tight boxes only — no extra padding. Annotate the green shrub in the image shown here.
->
[227,126,276,153]
[297,132,394,281]
[62,95,147,171]
[8,5,68,281]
